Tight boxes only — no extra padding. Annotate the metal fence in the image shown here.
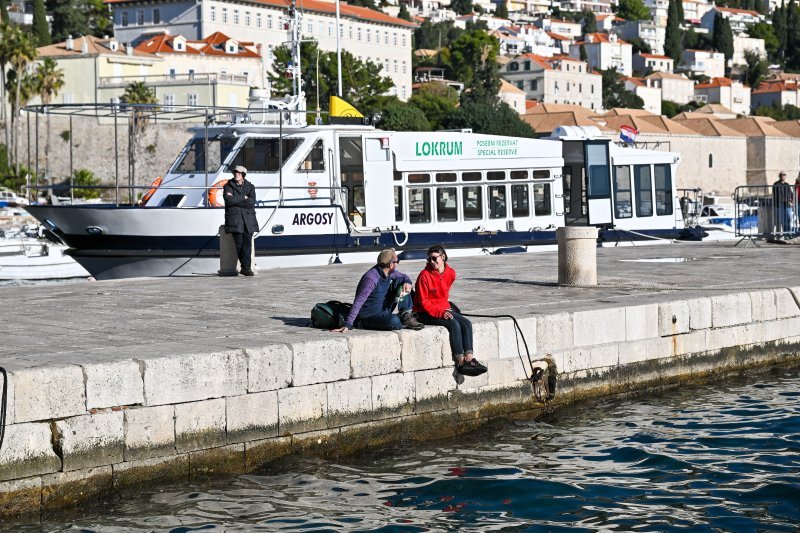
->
[734,185,799,242]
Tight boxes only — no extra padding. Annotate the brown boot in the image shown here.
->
[400,312,424,330]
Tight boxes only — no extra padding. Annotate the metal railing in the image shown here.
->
[98,73,249,88]
[734,185,799,243]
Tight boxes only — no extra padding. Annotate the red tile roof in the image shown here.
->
[135,32,261,58]
[574,32,629,45]
[546,31,572,40]
[103,0,418,28]
[695,77,733,89]
[752,79,799,94]
[638,53,672,60]
[715,6,761,16]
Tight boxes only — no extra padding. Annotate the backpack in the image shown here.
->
[310,300,353,329]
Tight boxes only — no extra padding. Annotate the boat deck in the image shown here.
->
[2,239,798,369]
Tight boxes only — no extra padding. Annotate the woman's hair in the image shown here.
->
[426,244,447,263]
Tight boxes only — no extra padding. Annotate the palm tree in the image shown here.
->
[35,57,64,178]
[0,22,20,154]
[120,81,157,201]
[5,28,37,175]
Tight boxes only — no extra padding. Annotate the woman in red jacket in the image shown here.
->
[413,245,487,376]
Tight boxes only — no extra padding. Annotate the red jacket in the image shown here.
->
[413,263,456,318]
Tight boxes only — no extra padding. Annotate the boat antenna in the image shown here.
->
[335,0,342,97]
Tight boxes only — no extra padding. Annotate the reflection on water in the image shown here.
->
[8,365,800,532]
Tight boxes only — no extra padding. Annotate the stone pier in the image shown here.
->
[1,242,800,516]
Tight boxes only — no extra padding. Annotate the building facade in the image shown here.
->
[105,0,417,100]
[694,77,751,116]
[502,54,603,111]
[570,33,633,76]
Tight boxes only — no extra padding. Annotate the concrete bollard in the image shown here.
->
[557,226,598,287]
[218,225,256,276]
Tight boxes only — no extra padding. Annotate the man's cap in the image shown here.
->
[780,171,787,176]
[233,165,247,174]
[377,248,396,266]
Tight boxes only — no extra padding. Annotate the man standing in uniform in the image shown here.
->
[224,165,258,276]
[773,171,794,237]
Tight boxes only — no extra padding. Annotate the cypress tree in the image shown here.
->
[583,10,597,33]
[397,2,412,22]
[676,0,684,22]
[32,0,50,45]
[713,12,734,61]
[495,0,509,19]
[664,0,683,62]
[787,0,800,70]
[0,0,9,24]
[773,0,787,60]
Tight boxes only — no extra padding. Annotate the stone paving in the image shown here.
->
[2,240,798,370]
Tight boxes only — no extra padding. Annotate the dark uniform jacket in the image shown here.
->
[223,178,258,234]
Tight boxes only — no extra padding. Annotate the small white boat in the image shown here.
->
[0,188,29,207]
[0,239,90,280]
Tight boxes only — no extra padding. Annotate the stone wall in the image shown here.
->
[1,289,800,516]
[7,115,193,195]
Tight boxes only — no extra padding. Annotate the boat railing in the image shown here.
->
[733,185,798,243]
[27,183,348,209]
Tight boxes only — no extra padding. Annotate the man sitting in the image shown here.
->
[332,249,424,332]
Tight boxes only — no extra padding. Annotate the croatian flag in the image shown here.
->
[619,125,638,144]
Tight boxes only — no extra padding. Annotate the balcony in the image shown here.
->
[98,72,249,88]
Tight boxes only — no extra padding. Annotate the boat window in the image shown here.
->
[408,173,430,183]
[463,186,483,220]
[613,165,633,219]
[173,137,236,173]
[160,194,185,207]
[297,139,325,172]
[511,184,529,217]
[462,171,481,182]
[488,185,507,219]
[394,186,403,222]
[533,183,551,216]
[634,165,653,217]
[408,188,431,224]
[532,170,550,180]
[231,137,303,172]
[436,172,457,183]
[510,170,528,180]
[487,171,505,181]
[654,164,673,216]
[436,187,458,222]
[562,168,572,215]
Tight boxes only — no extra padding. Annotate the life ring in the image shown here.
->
[139,176,162,206]
[208,179,229,207]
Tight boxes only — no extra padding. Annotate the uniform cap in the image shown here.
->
[233,165,247,174]
[377,248,396,266]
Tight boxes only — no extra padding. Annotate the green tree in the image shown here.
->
[682,27,712,51]
[773,0,787,60]
[414,20,463,50]
[712,13,734,62]
[450,0,473,15]
[445,98,535,136]
[616,0,651,21]
[579,44,588,61]
[35,57,64,178]
[786,0,800,70]
[47,0,89,42]
[379,101,431,131]
[664,0,683,62]
[446,29,499,87]
[347,0,377,8]
[754,101,800,119]
[408,83,458,130]
[5,29,37,176]
[71,168,102,199]
[495,0,509,18]
[601,68,644,109]
[0,0,8,23]
[627,37,652,55]
[32,0,50,45]
[582,10,597,33]
[269,41,394,115]
[744,49,767,88]
[747,22,780,60]
[661,99,700,117]
[86,0,113,37]
[398,2,412,21]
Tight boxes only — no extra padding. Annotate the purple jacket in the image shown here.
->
[344,264,412,329]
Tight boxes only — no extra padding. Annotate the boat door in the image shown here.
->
[336,134,393,227]
[562,140,613,226]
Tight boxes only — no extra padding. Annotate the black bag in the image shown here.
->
[310,300,352,329]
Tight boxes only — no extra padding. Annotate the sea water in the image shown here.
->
[6,364,800,532]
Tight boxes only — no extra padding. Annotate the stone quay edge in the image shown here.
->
[2,242,800,516]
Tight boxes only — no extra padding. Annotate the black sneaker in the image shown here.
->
[459,358,487,376]
[401,312,424,330]
[241,269,255,276]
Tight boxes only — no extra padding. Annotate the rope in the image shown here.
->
[0,367,7,452]
[460,312,555,404]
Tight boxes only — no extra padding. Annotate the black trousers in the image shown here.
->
[231,232,253,271]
